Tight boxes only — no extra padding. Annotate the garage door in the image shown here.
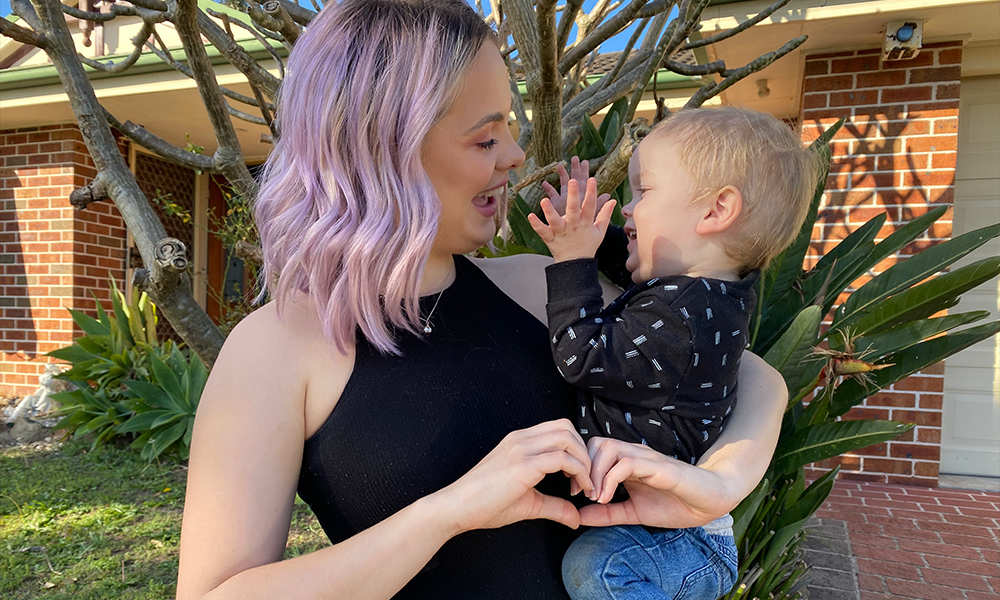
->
[941,75,1000,478]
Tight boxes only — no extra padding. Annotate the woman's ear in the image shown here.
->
[695,186,742,235]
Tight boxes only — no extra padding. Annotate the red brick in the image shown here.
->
[857,70,907,88]
[909,66,962,84]
[883,52,936,69]
[858,573,885,591]
[804,74,855,92]
[924,554,1000,576]
[886,579,969,600]
[876,154,928,171]
[921,520,995,538]
[930,152,957,169]
[804,60,830,76]
[893,377,944,393]
[852,172,898,189]
[890,443,940,461]
[938,48,962,65]
[901,171,955,187]
[968,592,1000,600]
[865,458,913,475]
[882,86,933,104]
[907,101,960,117]
[810,50,859,60]
[847,407,891,420]
[832,55,882,73]
[803,93,829,109]
[802,107,854,121]
[855,557,921,580]
[831,89,880,106]
[914,461,939,478]
[935,83,961,100]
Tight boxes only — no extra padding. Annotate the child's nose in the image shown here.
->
[621,200,635,218]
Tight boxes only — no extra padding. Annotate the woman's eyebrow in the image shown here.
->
[464,112,505,135]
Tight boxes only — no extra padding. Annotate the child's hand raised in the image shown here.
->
[528,177,616,263]
[541,156,614,217]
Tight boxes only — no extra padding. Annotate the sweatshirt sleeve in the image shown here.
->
[545,260,692,407]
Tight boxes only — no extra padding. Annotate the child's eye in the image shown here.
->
[477,139,499,150]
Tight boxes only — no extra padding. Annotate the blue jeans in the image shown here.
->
[562,521,738,600]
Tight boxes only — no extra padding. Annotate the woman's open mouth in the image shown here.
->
[473,183,505,218]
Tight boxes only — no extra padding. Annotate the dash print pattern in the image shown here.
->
[545,259,759,464]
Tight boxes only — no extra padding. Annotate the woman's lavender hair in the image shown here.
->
[253,0,494,354]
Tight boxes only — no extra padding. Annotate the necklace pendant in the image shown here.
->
[423,324,433,334]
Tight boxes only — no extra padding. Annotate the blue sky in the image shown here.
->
[2,0,639,53]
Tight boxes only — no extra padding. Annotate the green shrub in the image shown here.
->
[48,280,206,462]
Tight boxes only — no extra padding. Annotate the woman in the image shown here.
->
[176,1,786,598]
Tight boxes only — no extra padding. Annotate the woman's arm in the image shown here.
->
[577,351,786,529]
[177,303,593,600]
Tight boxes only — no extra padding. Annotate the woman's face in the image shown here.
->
[422,42,525,257]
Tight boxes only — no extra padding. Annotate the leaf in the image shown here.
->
[831,319,1000,417]
[731,478,771,544]
[148,420,187,459]
[834,223,1000,330]
[854,311,991,360]
[776,467,838,529]
[507,193,550,256]
[578,114,607,159]
[66,308,110,337]
[109,279,136,348]
[116,410,170,433]
[755,262,835,353]
[147,351,186,408]
[762,516,811,572]
[122,379,183,413]
[47,345,97,364]
[763,306,823,397]
[772,419,912,474]
[845,257,1000,338]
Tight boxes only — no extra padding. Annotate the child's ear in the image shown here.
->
[696,185,742,234]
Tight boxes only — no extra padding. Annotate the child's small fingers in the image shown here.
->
[526,212,555,242]
[565,180,581,219]
[580,178,599,222]
[595,199,617,234]
[539,199,565,234]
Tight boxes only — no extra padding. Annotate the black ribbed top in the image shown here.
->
[297,255,578,599]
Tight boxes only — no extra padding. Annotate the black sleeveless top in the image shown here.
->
[297,255,579,599]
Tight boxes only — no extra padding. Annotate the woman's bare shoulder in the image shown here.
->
[468,253,625,321]
[468,254,553,323]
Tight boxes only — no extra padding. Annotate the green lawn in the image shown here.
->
[0,440,329,600]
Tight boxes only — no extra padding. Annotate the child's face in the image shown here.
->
[622,135,708,283]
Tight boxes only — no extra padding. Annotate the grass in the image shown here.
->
[0,438,330,600]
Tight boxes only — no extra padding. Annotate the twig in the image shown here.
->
[0,16,46,47]
[685,34,807,107]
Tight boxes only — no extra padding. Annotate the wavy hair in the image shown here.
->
[253,0,494,354]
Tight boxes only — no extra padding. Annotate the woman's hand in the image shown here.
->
[577,437,736,530]
[541,156,613,217]
[437,418,595,534]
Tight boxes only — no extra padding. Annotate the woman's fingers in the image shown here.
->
[578,497,641,527]
[527,489,581,529]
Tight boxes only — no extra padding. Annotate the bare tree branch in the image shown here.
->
[69,173,110,209]
[0,16,46,47]
[275,0,315,26]
[207,7,285,78]
[26,0,224,366]
[685,0,796,50]
[261,0,300,45]
[128,0,168,11]
[79,22,154,74]
[194,8,281,100]
[686,34,807,107]
[555,0,584,55]
[102,107,217,172]
[666,58,725,76]
[595,118,648,195]
[171,0,258,202]
[559,0,655,75]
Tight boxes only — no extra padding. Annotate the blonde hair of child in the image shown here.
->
[648,106,821,272]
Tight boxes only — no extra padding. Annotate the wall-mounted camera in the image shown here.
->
[883,20,925,61]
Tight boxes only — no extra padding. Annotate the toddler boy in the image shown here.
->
[528,106,819,600]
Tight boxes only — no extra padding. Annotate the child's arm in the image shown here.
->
[539,159,632,289]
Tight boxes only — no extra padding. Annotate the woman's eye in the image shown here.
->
[477,138,499,150]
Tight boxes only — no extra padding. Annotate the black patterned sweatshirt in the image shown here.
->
[545,250,759,464]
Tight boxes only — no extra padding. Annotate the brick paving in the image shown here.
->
[809,480,1000,599]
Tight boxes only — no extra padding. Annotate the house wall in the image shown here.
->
[798,41,964,486]
[0,124,128,397]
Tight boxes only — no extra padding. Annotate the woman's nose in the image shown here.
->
[502,132,525,172]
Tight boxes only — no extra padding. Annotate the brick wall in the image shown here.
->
[799,42,963,486]
[1,124,128,398]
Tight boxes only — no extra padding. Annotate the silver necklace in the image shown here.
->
[422,288,445,334]
[421,263,454,334]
